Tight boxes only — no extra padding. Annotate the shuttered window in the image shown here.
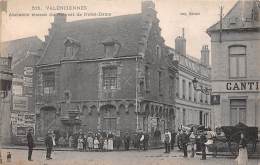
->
[229,46,246,78]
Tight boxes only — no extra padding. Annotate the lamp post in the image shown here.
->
[192,78,212,95]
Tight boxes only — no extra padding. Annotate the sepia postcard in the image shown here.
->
[0,0,260,165]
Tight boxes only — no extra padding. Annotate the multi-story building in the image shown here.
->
[168,31,211,130]
[0,56,12,144]
[208,0,260,128]
[2,36,42,143]
[35,1,178,137]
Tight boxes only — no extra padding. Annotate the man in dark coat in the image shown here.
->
[171,130,177,150]
[45,131,54,160]
[26,129,34,161]
[124,132,130,151]
[143,132,149,151]
[181,130,189,157]
[200,131,207,160]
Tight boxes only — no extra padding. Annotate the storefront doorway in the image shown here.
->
[230,99,246,126]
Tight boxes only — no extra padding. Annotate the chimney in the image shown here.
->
[175,28,186,56]
[141,0,156,19]
[200,45,209,66]
[54,13,66,25]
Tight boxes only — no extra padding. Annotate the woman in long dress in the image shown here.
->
[236,132,248,165]
[93,136,99,151]
[107,132,114,151]
[87,135,94,151]
[77,135,84,151]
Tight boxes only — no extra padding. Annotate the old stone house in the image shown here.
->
[35,1,178,137]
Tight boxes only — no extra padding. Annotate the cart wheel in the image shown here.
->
[177,136,183,150]
[228,132,241,156]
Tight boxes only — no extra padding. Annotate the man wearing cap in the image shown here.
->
[45,130,54,160]
[26,129,34,161]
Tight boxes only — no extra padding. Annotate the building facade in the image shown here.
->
[168,31,211,130]
[208,0,260,128]
[2,37,42,143]
[0,56,13,144]
[35,1,178,137]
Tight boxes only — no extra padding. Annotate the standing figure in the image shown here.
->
[94,136,100,151]
[45,131,54,160]
[99,135,104,151]
[87,135,94,151]
[83,135,88,151]
[200,131,207,160]
[164,129,171,153]
[139,132,144,151]
[115,134,121,151]
[124,132,131,151]
[26,129,34,161]
[189,131,196,158]
[68,135,73,148]
[77,135,84,151]
[181,130,189,158]
[236,133,248,165]
[170,130,177,150]
[143,132,149,151]
[103,138,108,151]
[108,132,114,151]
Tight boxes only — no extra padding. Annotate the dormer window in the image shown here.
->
[101,37,121,58]
[64,37,80,58]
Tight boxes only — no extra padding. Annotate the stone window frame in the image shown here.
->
[156,44,162,58]
[228,45,247,79]
[42,71,56,96]
[158,70,163,96]
[63,37,80,59]
[182,79,186,99]
[99,61,122,92]
[145,65,151,92]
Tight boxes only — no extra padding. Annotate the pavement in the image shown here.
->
[0,148,259,165]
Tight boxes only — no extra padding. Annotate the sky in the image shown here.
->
[1,0,238,59]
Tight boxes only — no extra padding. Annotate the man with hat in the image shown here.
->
[45,130,54,160]
[26,128,34,161]
[181,129,189,157]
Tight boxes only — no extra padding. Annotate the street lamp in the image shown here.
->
[192,78,212,95]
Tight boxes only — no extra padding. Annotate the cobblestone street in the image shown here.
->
[0,149,259,165]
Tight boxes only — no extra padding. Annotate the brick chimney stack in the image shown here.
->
[175,28,186,56]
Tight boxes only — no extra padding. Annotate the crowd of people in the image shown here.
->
[65,131,152,152]
[25,127,249,164]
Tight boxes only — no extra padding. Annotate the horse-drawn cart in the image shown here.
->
[217,123,258,156]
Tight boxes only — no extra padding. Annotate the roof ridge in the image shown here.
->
[2,35,41,43]
[65,13,142,25]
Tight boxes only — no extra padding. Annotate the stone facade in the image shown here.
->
[2,36,42,143]
[0,56,13,144]
[208,1,260,128]
[168,34,211,130]
[35,1,178,137]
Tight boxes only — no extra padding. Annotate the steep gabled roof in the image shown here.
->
[1,36,42,66]
[207,0,260,33]
[38,14,144,65]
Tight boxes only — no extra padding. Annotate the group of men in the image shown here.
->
[26,129,55,161]
[164,128,208,160]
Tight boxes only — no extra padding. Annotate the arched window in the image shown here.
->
[229,46,246,78]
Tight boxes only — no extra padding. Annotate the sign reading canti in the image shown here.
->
[212,81,260,93]
[226,81,259,91]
